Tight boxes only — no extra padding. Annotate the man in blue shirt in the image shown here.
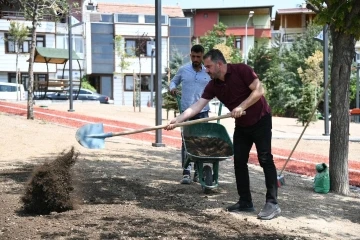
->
[169,44,211,184]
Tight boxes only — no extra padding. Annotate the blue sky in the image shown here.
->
[97,0,306,17]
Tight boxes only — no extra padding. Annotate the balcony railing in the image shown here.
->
[0,11,55,21]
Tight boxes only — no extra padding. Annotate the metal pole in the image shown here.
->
[323,24,329,135]
[150,48,154,107]
[152,0,165,147]
[356,64,359,123]
[68,7,74,112]
[245,22,248,64]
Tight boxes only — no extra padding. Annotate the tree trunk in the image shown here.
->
[121,72,125,105]
[27,18,38,120]
[329,30,354,195]
[15,45,20,101]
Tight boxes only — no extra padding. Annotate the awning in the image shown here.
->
[33,46,82,64]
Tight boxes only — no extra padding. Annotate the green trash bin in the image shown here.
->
[314,163,330,194]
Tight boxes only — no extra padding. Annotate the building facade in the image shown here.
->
[272,3,316,48]
[0,0,84,92]
[182,5,273,59]
[273,3,360,54]
[83,2,191,106]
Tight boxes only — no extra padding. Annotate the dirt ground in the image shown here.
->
[0,105,360,239]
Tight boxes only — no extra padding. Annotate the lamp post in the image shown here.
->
[68,5,74,112]
[314,25,330,135]
[152,0,165,147]
[244,10,254,65]
[149,38,155,107]
[356,53,359,123]
[67,6,83,112]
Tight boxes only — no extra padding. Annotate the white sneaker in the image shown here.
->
[180,175,192,184]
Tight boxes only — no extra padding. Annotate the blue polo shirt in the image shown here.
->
[169,62,211,112]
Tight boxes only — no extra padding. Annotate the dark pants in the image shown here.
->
[181,111,209,173]
[233,114,278,204]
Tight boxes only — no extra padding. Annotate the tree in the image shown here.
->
[18,0,69,119]
[162,50,184,118]
[262,35,299,117]
[247,43,272,81]
[80,75,96,92]
[262,23,323,117]
[198,22,242,63]
[307,0,360,194]
[297,50,323,124]
[114,35,131,105]
[5,21,28,101]
[130,32,148,112]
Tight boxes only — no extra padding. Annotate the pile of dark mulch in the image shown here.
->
[21,147,79,215]
[184,136,233,157]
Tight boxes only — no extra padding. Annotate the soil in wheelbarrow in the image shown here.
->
[184,136,232,157]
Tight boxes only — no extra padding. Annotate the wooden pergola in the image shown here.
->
[33,46,83,99]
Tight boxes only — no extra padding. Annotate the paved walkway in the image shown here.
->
[33,100,360,141]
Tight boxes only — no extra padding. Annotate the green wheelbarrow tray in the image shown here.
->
[182,122,233,193]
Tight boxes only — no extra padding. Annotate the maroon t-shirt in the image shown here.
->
[201,63,271,127]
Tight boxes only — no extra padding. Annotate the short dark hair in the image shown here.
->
[203,49,227,64]
[191,44,204,53]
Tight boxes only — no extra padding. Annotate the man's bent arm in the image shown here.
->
[238,78,265,110]
[169,68,182,91]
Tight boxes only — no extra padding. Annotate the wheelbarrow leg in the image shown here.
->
[196,161,208,193]
[212,161,220,186]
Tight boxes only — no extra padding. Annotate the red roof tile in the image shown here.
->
[97,3,184,17]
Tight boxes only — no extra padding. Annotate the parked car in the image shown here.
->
[46,88,109,104]
[0,82,26,101]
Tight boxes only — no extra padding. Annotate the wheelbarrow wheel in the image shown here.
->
[202,165,213,194]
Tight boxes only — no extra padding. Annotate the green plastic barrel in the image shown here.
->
[314,163,330,194]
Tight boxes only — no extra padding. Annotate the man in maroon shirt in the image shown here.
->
[165,49,280,220]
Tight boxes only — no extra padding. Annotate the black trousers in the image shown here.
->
[233,113,278,204]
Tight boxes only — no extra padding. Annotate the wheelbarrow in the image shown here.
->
[174,93,232,193]
[182,122,233,193]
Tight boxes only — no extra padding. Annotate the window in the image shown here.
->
[100,14,113,23]
[5,34,45,53]
[74,37,84,53]
[117,14,139,23]
[125,40,136,56]
[169,27,190,36]
[125,76,134,91]
[170,18,190,27]
[146,40,156,57]
[125,39,148,57]
[144,15,167,24]
[56,35,84,54]
[8,73,16,83]
[124,75,156,91]
[0,85,18,92]
[8,73,47,91]
[235,38,241,49]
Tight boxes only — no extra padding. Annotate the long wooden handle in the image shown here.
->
[111,114,234,137]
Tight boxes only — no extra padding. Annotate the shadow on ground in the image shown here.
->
[0,144,359,239]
